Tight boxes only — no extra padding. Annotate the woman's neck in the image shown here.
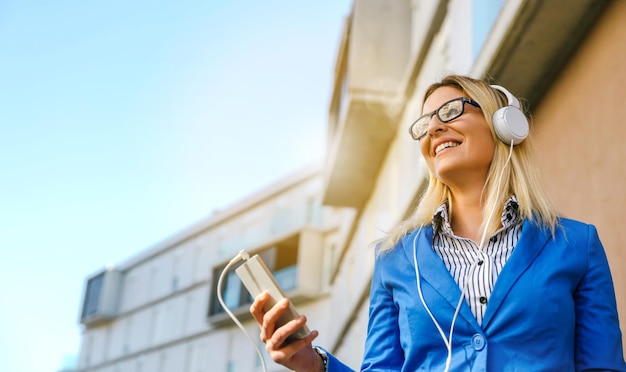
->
[448,188,486,243]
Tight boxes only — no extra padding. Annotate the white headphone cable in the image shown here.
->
[413,140,515,372]
[478,140,515,251]
[475,139,515,286]
[412,226,453,368]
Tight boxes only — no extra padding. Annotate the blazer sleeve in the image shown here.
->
[320,251,404,372]
[574,224,626,371]
[360,251,405,371]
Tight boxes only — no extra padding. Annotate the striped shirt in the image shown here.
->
[431,196,522,326]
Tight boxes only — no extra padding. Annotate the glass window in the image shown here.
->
[82,273,104,319]
[274,265,298,292]
[472,0,506,58]
[208,264,251,317]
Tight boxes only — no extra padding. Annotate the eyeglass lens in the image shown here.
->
[411,98,465,140]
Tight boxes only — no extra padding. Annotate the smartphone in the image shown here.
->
[235,254,310,344]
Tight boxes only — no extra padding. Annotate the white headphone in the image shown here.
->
[490,85,529,145]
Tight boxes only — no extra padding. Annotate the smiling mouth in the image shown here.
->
[435,141,460,155]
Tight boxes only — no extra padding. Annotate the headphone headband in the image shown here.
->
[490,85,520,108]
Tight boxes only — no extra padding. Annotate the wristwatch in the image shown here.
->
[313,346,329,372]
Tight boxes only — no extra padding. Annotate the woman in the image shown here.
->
[250,75,626,371]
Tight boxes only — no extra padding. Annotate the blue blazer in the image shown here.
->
[325,218,626,371]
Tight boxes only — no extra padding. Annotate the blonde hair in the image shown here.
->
[377,75,558,252]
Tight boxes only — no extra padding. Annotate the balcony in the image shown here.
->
[323,0,411,209]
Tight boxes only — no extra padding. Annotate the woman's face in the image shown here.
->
[419,86,495,188]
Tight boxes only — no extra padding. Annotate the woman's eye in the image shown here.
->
[441,106,460,119]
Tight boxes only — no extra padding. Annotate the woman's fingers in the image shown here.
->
[250,293,293,343]
[250,293,321,370]
[260,298,290,342]
[250,291,269,325]
[268,314,307,348]
[266,329,319,364]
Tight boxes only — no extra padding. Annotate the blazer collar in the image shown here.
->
[402,226,480,329]
[481,219,552,328]
[401,219,552,331]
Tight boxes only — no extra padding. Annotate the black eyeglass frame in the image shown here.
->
[408,97,481,141]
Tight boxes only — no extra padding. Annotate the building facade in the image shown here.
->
[75,164,356,372]
[75,0,626,370]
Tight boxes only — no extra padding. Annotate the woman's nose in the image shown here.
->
[426,116,447,137]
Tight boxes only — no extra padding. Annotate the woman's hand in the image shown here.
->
[250,291,325,372]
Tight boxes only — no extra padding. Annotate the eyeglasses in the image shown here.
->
[408,97,481,141]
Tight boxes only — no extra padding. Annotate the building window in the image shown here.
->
[82,273,104,319]
[80,269,122,325]
[472,0,506,57]
[227,361,236,372]
[83,334,92,366]
[172,255,180,292]
[151,309,163,344]
[123,317,132,355]
[208,266,250,317]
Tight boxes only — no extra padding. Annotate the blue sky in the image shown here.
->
[0,1,351,371]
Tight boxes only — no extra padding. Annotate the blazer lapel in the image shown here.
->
[403,226,480,329]
[481,219,552,328]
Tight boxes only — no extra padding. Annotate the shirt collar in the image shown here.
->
[432,195,520,235]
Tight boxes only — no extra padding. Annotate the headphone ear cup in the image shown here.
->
[492,106,529,145]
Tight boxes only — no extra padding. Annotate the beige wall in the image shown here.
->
[532,0,626,350]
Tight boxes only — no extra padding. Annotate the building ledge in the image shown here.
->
[475,0,610,108]
[322,95,400,208]
[322,0,411,209]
